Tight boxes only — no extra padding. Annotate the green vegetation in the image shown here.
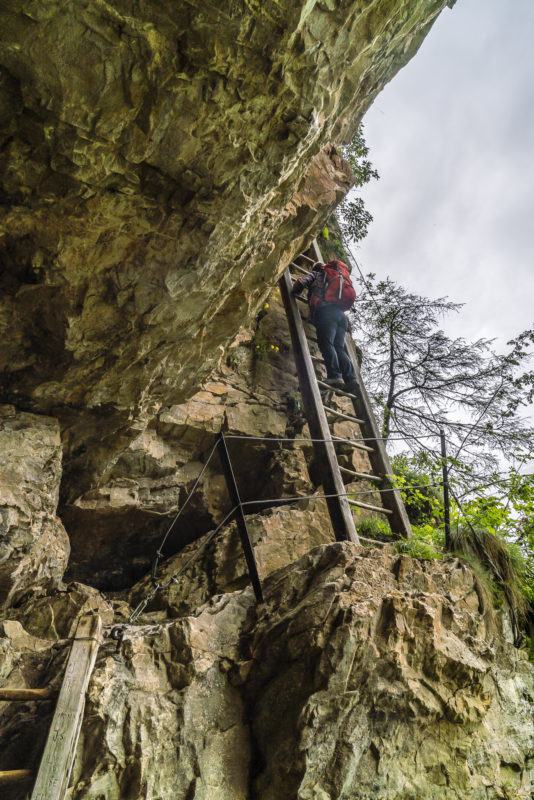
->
[331,125,534,648]
[332,125,379,244]
[351,274,534,483]
[319,226,348,260]
[253,304,280,362]
[388,453,534,648]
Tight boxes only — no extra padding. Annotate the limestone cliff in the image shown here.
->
[1,0,452,498]
[2,1,533,799]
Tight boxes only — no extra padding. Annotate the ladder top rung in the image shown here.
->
[323,405,365,426]
[297,253,315,263]
[349,498,393,515]
[339,466,382,482]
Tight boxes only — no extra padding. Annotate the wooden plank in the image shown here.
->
[0,687,54,702]
[0,769,32,785]
[31,613,102,800]
[280,268,359,545]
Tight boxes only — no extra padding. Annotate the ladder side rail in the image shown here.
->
[279,268,359,545]
[309,238,411,539]
[31,613,102,800]
[344,336,412,538]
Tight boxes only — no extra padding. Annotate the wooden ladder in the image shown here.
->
[0,613,102,800]
[279,241,412,545]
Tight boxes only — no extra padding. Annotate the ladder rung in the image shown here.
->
[317,379,360,400]
[323,405,365,425]
[290,262,313,276]
[0,687,54,702]
[296,253,316,263]
[0,770,32,786]
[358,535,389,546]
[340,466,382,482]
[349,499,393,515]
[332,435,374,453]
[295,294,307,304]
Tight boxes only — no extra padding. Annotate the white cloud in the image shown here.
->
[354,0,534,348]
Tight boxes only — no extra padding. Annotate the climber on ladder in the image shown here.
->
[293,259,359,395]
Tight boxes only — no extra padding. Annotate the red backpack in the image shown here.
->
[321,260,356,311]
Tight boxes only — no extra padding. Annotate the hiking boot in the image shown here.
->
[324,378,345,390]
[344,379,361,396]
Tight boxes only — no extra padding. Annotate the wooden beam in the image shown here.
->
[0,687,54,702]
[31,613,102,800]
[280,268,359,545]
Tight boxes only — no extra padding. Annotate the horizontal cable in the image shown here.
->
[239,481,443,508]
[223,433,440,444]
[455,471,534,500]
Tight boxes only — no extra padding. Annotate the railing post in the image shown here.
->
[217,433,264,603]
[440,428,452,550]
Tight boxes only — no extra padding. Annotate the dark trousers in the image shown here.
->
[314,304,356,383]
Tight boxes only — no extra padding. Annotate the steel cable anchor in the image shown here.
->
[129,584,160,624]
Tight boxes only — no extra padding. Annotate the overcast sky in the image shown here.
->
[355,0,534,351]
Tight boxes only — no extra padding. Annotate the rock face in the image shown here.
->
[0,0,453,498]
[58,285,379,589]
[0,405,69,608]
[2,2,532,799]
[2,543,532,800]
